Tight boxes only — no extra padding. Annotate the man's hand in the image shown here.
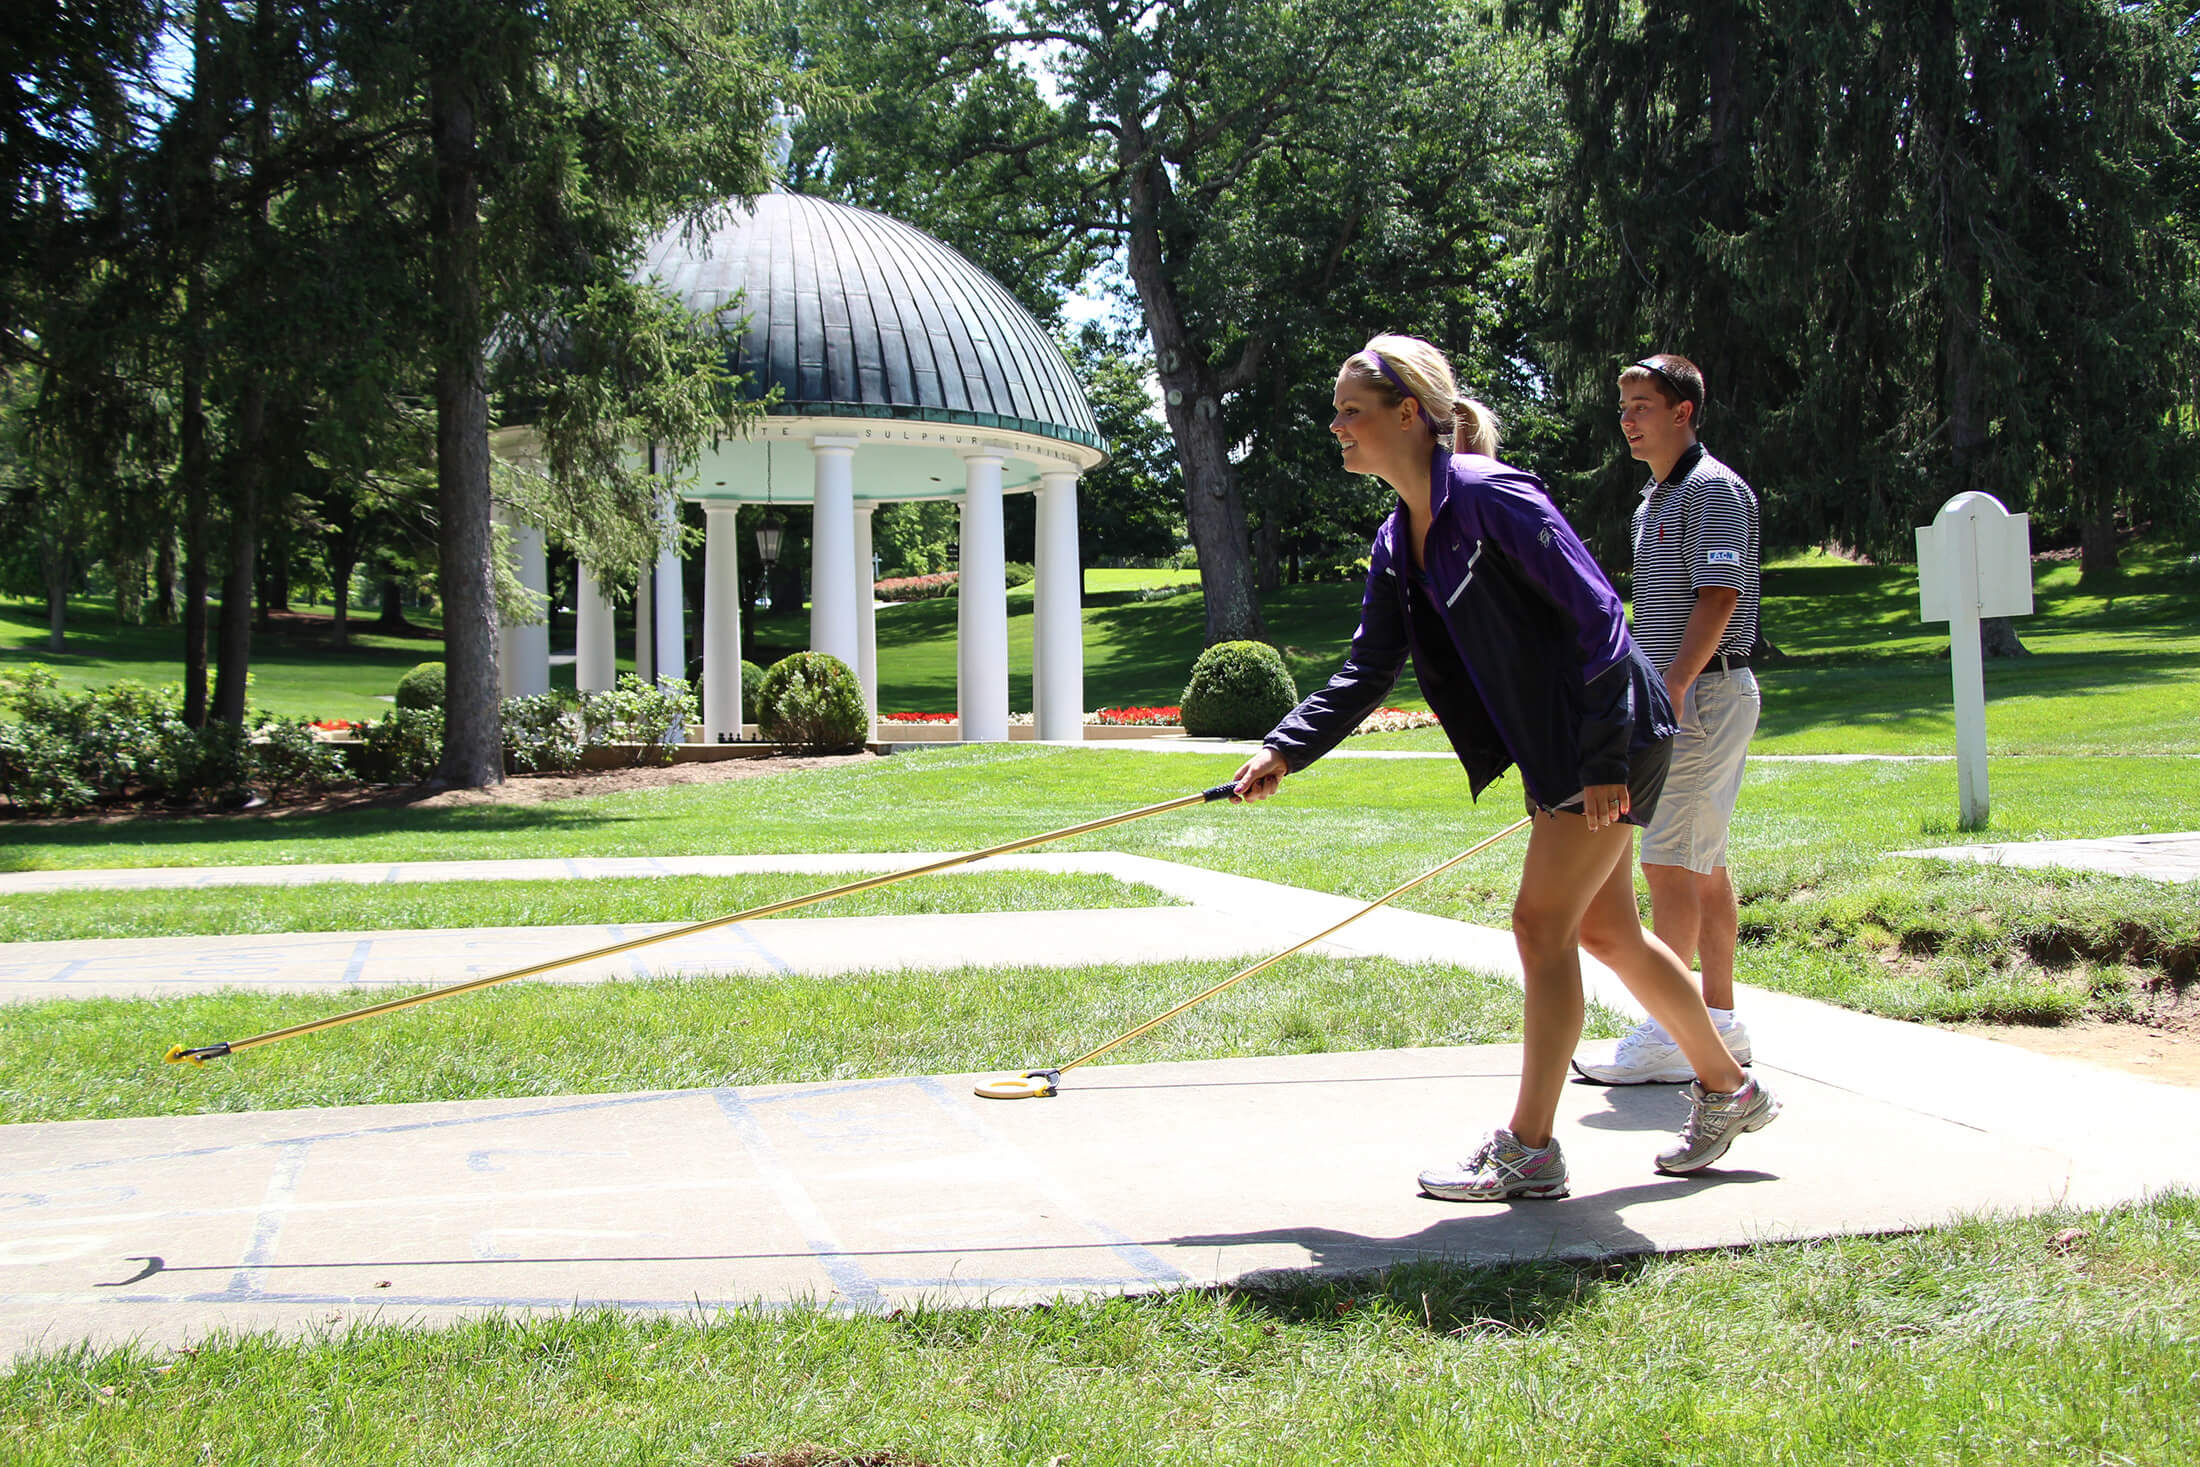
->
[1231,747,1288,802]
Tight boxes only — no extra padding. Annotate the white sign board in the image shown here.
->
[1917,492,2034,623]
[1915,492,2033,829]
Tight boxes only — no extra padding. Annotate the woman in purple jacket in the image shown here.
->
[1230,334,1779,1200]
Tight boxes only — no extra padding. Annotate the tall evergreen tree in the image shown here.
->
[1534,0,2199,574]
[329,0,782,786]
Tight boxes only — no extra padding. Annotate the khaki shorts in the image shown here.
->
[1640,667,1758,873]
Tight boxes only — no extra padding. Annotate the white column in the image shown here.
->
[956,451,1009,741]
[575,564,614,692]
[809,435,860,669]
[852,501,879,739]
[1034,470,1085,741]
[634,573,653,682]
[651,500,684,692]
[956,496,971,727]
[701,504,744,743]
[495,509,551,699]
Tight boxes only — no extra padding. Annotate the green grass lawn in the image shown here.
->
[8,1192,2196,1465]
[12,539,2198,749]
[1,743,2192,1026]
[1363,541,2200,755]
[5,555,2199,1448]
[0,953,1558,1125]
[0,598,453,721]
[0,871,1172,944]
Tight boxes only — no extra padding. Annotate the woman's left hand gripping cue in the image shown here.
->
[1231,746,1288,803]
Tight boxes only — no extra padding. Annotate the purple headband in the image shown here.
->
[1365,349,1440,432]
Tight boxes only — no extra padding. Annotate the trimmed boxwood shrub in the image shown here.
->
[1180,640,1298,739]
[395,660,446,711]
[741,659,766,725]
[756,652,868,755]
[1003,561,1035,589]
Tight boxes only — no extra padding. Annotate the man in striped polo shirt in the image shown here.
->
[1574,354,1762,1085]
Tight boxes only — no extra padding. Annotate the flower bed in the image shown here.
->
[1353,707,1440,735]
[1094,705,1180,726]
[874,572,958,603]
[884,707,1183,727]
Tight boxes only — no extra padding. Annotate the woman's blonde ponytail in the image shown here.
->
[1452,398,1500,458]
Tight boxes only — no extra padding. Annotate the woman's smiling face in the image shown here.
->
[1330,369,1421,480]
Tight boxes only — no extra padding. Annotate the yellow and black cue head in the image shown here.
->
[973,1069,1059,1100]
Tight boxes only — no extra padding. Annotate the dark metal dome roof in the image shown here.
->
[639,193,1101,450]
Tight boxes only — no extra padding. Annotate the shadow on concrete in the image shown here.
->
[1166,1169,1780,1337]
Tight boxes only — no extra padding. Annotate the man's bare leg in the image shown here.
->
[1693,865,1738,1012]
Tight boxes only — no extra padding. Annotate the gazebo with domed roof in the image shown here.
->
[491,191,1106,743]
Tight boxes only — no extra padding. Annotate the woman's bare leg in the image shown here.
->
[1577,846,1747,1093]
[1507,812,1634,1147]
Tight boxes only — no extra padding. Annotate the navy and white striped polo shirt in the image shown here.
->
[1629,442,1760,674]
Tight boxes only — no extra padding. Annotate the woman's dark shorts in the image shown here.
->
[1526,736,1673,829]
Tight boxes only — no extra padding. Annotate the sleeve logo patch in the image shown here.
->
[1705,549,1741,566]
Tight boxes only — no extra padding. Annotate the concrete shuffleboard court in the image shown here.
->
[6,852,2200,1363]
[8,1039,2200,1365]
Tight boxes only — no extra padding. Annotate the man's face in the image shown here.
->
[1618,378,1694,465]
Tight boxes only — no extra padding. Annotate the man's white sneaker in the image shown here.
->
[1570,1018,1752,1085]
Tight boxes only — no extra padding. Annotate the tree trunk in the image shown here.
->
[216,79,275,729]
[1929,0,1988,505]
[428,65,503,788]
[115,548,146,626]
[176,0,218,725]
[179,325,211,728]
[375,577,406,629]
[1254,505,1280,595]
[1979,616,2029,658]
[213,374,265,726]
[329,542,355,648]
[1122,146,1264,647]
[260,509,290,623]
[39,526,67,653]
[154,535,177,624]
[2078,508,2120,579]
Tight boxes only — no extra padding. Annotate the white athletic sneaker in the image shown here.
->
[1656,1076,1781,1173]
[1570,1018,1753,1086]
[1418,1129,1570,1201]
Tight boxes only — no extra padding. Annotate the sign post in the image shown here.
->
[1916,492,2033,829]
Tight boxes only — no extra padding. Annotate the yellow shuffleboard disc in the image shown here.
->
[973,1071,1058,1100]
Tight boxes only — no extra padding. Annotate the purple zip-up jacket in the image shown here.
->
[1265,448,1676,807]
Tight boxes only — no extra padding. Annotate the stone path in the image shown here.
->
[7,844,2200,1364]
[1897,831,2200,884]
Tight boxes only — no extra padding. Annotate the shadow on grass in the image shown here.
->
[0,795,643,863]
[1758,646,2199,743]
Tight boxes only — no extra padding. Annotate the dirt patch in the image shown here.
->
[5,753,882,826]
[1957,991,2200,1088]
